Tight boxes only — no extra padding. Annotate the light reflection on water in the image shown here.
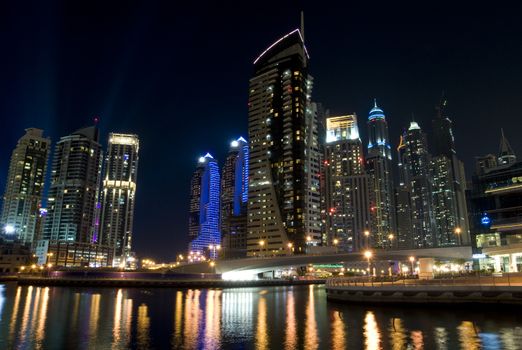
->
[1,282,522,349]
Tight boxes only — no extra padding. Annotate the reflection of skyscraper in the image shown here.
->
[221,137,249,258]
[0,129,50,245]
[431,98,470,246]
[247,28,315,256]
[401,121,435,248]
[43,126,102,244]
[366,100,396,248]
[189,153,221,258]
[324,115,372,252]
[100,133,139,266]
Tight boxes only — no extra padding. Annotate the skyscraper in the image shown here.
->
[221,137,249,258]
[324,115,372,252]
[247,28,315,256]
[43,126,102,244]
[396,132,413,249]
[0,128,50,245]
[366,100,396,248]
[188,153,221,259]
[430,98,470,246]
[401,121,435,248]
[100,133,140,267]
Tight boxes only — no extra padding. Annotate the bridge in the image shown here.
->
[172,246,473,280]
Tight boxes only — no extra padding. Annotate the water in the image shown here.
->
[1,282,521,349]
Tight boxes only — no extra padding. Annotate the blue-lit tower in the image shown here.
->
[366,100,396,248]
[189,153,221,259]
[221,137,249,258]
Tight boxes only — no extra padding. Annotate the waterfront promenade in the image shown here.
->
[326,274,522,304]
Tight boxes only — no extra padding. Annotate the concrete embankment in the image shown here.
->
[16,276,325,288]
[326,279,522,305]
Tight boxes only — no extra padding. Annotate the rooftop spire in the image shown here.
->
[436,91,447,118]
[300,11,305,42]
[498,128,516,165]
[374,98,377,108]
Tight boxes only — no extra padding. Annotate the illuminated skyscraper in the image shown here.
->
[324,115,372,252]
[189,153,221,259]
[430,98,470,246]
[396,131,413,249]
[0,128,50,245]
[247,28,316,256]
[43,126,102,244]
[366,100,396,248]
[401,121,436,248]
[221,137,249,258]
[100,133,139,266]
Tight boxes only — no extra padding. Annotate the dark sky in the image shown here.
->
[1,1,522,261]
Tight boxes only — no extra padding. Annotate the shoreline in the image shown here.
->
[13,276,325,289]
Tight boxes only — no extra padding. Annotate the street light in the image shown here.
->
[364,250,373,278]
[454,227,462,245]
[287,242,293,255]
[409,256,415,276]
[364,230,370,249]
[333,238,339,253]
[388,233,394,249]
[259,240,265,257]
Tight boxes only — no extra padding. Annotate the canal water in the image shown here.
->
[0,282,521,349]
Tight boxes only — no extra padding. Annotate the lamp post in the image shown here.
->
[388,233,394,250]
[409,256,415,276]
[364,250,373,279]
[208,244,221,260]
[454,227,462,245]
[333,238,339,253]
[287,242,293,255]
[364,230,370,249]
[259,240,265,257]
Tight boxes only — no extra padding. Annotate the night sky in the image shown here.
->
[1,2,521,261]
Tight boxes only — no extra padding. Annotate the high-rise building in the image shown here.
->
[366,100,396,248]
[305,102,323,245]
[188,153,221,259]
[324,114,372,252]
[469,131,522,272]
[99,133,139,267]
[247,28,315,256]
[430,98,470,246]
[43,126,102,244]
[401,121,435,248]
[396,132,413,249]
[221,137,249,258]
[0,128,50,245]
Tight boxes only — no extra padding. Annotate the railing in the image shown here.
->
[326,272,522,288]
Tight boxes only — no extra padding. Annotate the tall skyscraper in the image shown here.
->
[100,133,139,267]
[221,137,249,258]
[305,102,323,245]
[401,121,435,248]
[188,153,221,259]
[43,126,102,244]
[247,28,315,256]
[0,128,50,245]
[396,132,413,249]
[324,115,372,252]
[366,100,396,248]
[430,98,470,246]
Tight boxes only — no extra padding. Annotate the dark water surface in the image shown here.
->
[1,282,521,349]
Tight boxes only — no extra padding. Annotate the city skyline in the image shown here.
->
[1,2,522,259]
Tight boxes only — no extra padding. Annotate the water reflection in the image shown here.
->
[255,291,268,350]
[331,310,345,349]
[285,290,297,349]
[305,285,319,350]
[1,283,522,349]
[364,311,381,350]
[137,304,150,349]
